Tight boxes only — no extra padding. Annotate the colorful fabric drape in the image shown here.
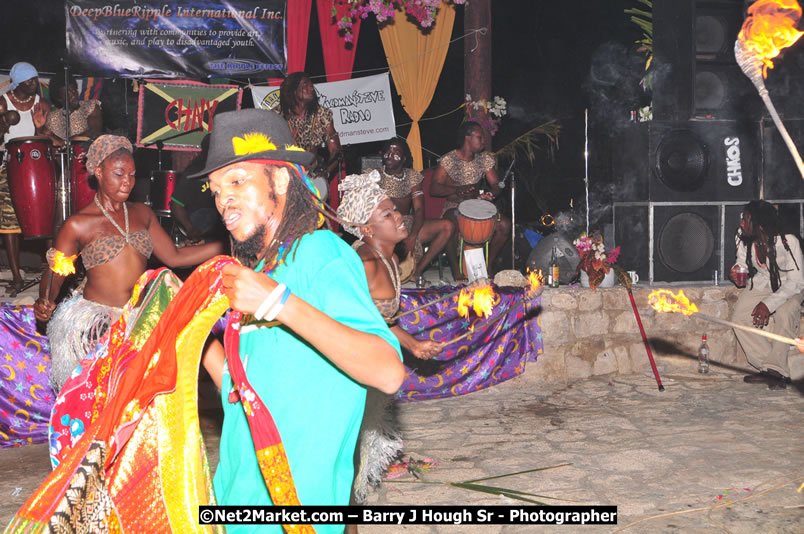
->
[379,3,456,170]
[317,0,361,82]
[0,305,54,449]
[7,262,235,533]
[395,285,543,402]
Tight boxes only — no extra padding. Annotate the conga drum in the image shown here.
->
[149,170,177,216]
[5,136,55,238]
[69,136,94,212]
[456,199,498,277]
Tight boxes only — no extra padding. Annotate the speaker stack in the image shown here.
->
[612,0,804,283]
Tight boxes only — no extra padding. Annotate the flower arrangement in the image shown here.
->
[573,231,621,289]
[465,94,507,136]
[334,0,467,43]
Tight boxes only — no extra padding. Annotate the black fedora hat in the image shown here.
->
[188,109,314,178]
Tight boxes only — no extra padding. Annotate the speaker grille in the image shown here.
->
[695,14,728,58]
[654,129,709,192]
[657,212,715,273]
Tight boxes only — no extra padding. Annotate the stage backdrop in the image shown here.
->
[136,79,242,150]
[65,0,287,79]
[251,73,396,146]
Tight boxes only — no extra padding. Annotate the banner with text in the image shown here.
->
[136,79,242,151]
[251,73,396,146]
[65,0,286,79]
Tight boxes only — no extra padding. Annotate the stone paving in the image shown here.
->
[2,370,802,533]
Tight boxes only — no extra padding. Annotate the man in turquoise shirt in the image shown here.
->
[191,109,404,532]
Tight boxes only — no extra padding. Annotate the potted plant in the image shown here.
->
[573,231,621,289]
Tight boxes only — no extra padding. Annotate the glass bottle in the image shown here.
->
[698,333,710,374]
[548,246,560,288]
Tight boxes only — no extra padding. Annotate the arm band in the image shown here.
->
[263,286,292,321]
[255,283,286,320]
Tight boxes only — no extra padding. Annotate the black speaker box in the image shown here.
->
[615,203,723,283]
[652,0,758,121]
[761,118,804,200]
[613,205,650,282]
[613,120,759,202]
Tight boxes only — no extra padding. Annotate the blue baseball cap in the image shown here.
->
[9,62,38,90]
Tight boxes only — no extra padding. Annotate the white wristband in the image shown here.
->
[263,286,291,322]
[255,283,286,320]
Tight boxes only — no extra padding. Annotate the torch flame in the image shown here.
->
[50,250,77,276]
[527,268,544,292]
[472,286,495,319]
[738,0,804,78]
[456,283,496,319]
[648,289,699,316]
[457,289,471,318]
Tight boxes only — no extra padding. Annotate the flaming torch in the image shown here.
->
[649,289,800,346]
[735,0,804,180]
[44,249,79,302]
[525,268,545,300]
[443,284,498,345]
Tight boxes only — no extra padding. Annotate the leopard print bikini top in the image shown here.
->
[82,229,154,270]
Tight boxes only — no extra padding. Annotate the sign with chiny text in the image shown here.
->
[251,73,396,145]
[65,0,286,78]
[137,79,242,151]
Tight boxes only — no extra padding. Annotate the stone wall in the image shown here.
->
[522,285,754,385]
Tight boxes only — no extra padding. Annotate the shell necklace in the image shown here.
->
[10,91,34,105]
[369,242,400,302]
[94,194,130,244]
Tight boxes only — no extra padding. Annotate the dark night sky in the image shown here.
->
[0,1,660,221]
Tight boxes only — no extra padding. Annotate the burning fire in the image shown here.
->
[50,250,77,276]
[526,268,545,296]
[738,0,804,78]
[457,283,496,319]
[648,289,699,316]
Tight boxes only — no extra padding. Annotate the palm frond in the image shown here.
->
[493,120,561,166]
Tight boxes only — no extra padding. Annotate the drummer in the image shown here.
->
[0,62,48,294]
[429,121,511,280]
[33,135,224,392]
[372,138,454,287]
[42,73,103,145]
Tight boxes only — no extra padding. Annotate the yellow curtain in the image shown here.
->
[379,3,456,170]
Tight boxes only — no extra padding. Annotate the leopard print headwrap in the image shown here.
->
[337,170,389,238]
[86,135,133,176]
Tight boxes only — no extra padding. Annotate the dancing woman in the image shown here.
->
[33,135,223,392]
[337,170,442,510]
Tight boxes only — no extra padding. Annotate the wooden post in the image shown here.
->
[464,0,492,150]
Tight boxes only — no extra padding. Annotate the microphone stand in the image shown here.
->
[499,159,516,269]
[44,64,73,302]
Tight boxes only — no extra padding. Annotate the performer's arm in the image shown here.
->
[145,204,224,267]
[221,264,405,395]
[429,164,476,201]
[202,338,225,390]
[391,325,442,360]
[35,219,81,322]
[324,122,342,179]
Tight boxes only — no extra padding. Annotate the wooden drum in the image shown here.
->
[5,136,55,238]
[457,199,497,245]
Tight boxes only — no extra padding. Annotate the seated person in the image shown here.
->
[729,200,804,390]
[371,138,454,286]
[34,135,224,392]
[42,73,102,145]
[429,121,511,280]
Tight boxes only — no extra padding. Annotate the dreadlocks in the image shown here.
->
[278,72,319,121]
[260,164,321,266]
[740,200,800,292]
